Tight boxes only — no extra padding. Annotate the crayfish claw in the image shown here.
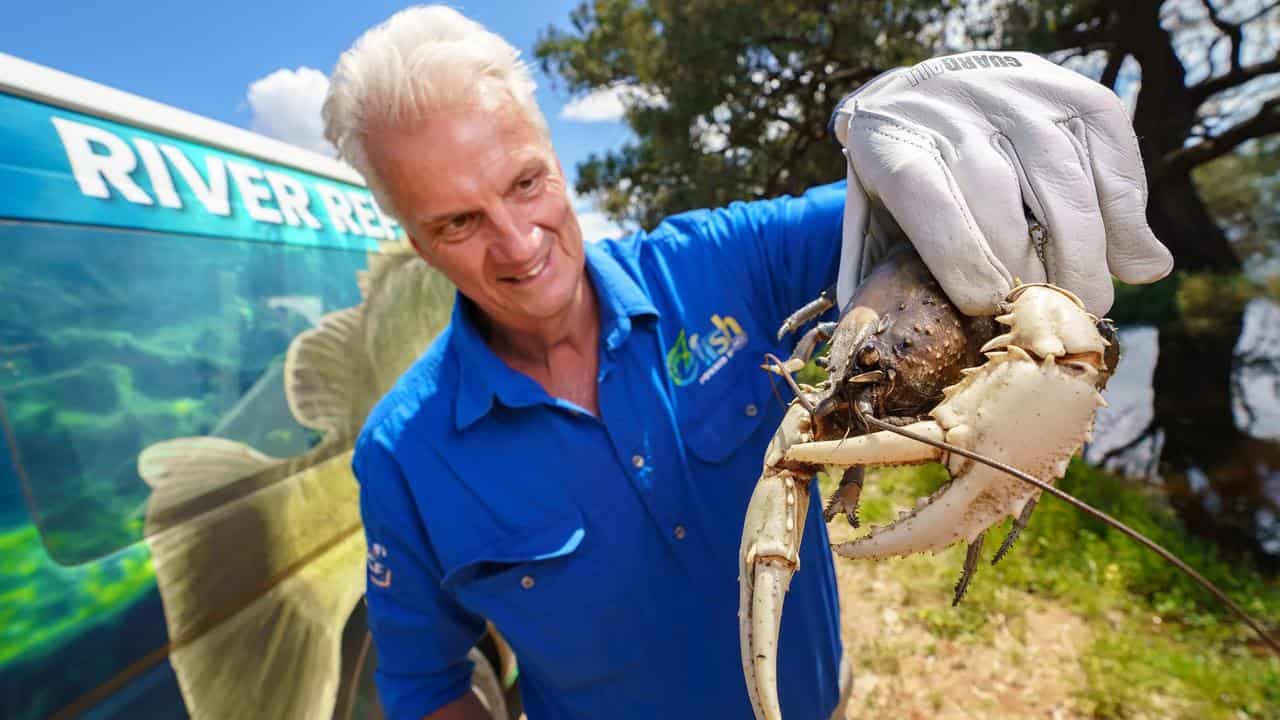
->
[991,496,1040,566]
[953,531,986,606]
[740,404,814,720]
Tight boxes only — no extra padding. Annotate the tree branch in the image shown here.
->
[1100,49,1127,89]
[766,125,816,196]
[1162,96,1280,173]
[823,65,887,86]
[1238,0,1280,28]
[1201,0,1244,75]
[1205,31,1229,78]
[1189,56,1280,102]
[1057,13,1115,48]
[1189,0,1280,101]
[1091,420,1160,469]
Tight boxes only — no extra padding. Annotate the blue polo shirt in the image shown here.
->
[354,182,847,720]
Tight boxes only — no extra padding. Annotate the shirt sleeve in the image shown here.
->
[649,181,847,342]
[353,430,488,720]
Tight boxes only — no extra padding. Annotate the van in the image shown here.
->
[0,52,517,719]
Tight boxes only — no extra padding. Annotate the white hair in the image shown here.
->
[322,5,548,213]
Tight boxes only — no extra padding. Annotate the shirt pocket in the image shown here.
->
[440,512,656,690]
[680,347,771,464]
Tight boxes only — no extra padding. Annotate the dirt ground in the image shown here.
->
[829,523,1094,720]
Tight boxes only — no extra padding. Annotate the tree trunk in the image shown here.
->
[1147,169,1241,270]
[1118,0,1242,271]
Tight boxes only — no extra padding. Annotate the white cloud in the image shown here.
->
[561,84,668,123]
[245,67,335,156]
[571,189,628,242]
[562,86,628,122]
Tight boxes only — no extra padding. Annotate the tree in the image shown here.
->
[1194,136,1280,269]
[1005,0,1280,271]
[537,0,1280,271]
[535,0,1005,229]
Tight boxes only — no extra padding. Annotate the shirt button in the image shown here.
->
[632,454,645,469]
[744,403,759,417]
[673,525,687,540]
[520,575,535,590]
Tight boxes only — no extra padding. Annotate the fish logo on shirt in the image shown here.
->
[368,542,392,588]
[666,329,699,386]
[666,314,749,387]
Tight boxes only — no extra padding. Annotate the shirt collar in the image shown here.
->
[452,241,658,430]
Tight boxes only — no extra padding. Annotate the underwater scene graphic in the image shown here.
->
[0,218,465,718]
[0,83,527,719]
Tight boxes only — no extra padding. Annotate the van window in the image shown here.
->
[0,219,367,564]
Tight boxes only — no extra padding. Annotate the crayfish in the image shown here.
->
[738,245,1117,720]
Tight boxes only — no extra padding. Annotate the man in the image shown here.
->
[322,6,1172,719]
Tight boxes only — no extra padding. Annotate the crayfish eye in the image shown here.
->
[856,344,881,369]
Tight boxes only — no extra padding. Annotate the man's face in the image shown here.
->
[363,105,586,333]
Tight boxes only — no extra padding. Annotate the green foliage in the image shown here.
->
[1194,137,1280,268]
[844,460,1280,716]
[1108,265,1278,337]
[1079,630,1280,719]
[1052,462,1276,625]
[1108,274,1181,326]
[1175,271,1271,337]
[539,1,1280,273]
[792,354,828,387]
[536,0,1043,227]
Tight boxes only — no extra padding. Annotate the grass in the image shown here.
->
[824,461,1280,719]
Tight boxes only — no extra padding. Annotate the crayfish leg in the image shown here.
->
[952,531,986,606]
[776,284,837,341]
[991,495,1040,566]
[789,321,837,368]
[822,466,864,528]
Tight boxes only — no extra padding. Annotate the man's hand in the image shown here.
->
[831,51,1174,316]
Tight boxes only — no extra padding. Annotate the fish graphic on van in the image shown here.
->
[137,241,468,719]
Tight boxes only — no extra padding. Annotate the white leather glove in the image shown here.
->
[831,51,1174,316]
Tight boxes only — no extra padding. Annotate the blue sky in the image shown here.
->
[0,1,634,235]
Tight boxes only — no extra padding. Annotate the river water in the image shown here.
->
[1086,298,1280,568]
